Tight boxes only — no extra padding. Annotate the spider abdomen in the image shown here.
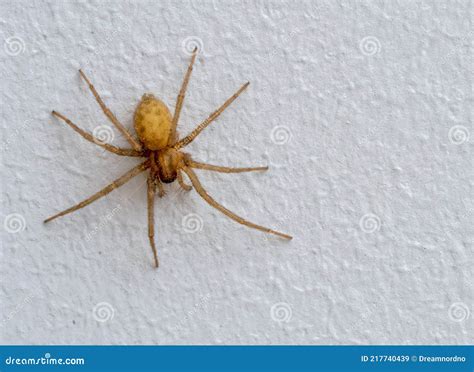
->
[134,94,172,150]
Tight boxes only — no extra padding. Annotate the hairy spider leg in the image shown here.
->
[181,166,292,240]
[44,161,149,223]
[147,176,159,267]
[187,159,268,174]
[79,69,143,151]
[173,82,250,149]
[51,111,143,157]
[170,47,198,144]
[177,171,192,191]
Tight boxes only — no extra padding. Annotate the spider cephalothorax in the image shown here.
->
[45,48,292,268]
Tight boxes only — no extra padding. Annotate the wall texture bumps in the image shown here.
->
[0,0,472,344]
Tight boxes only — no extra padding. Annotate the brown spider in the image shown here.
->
[44,48,292,268]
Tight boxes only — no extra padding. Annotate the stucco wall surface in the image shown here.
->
[0,0,472,344]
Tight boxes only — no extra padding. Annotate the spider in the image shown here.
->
[44,48,292,268]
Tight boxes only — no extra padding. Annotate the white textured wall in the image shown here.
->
[1,0,472,345]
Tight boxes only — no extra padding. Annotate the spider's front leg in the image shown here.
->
[149,153,166,198]
[177,172,192,191]
[156,179,166,198]
[147,176,159,268]
[179,165,292,240]
[44,161,150,223]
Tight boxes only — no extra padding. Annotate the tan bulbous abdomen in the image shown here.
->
[134,94,172,150]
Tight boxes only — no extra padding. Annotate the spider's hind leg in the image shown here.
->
[50,111,143,157]
[173,82,249,149]
[170,47,198,144]
[79,69,143,151]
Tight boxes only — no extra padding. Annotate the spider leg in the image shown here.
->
[187,159,268,174]
[177,172,192,191]
[170,47,198,144]
[156,179,166,198]
[147,176,159,268]
[79,69,143,151]
[173,82,249,149]
[51,111,143,157]
[44,161,149,223]
[181,166,292,240]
